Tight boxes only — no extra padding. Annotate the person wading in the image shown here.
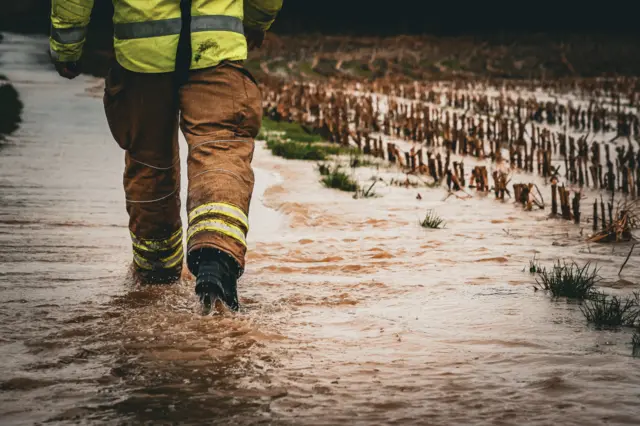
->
[50,0,283,311]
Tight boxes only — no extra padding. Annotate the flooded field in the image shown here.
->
[1,33,640,425]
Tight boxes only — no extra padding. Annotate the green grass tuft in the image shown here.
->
[528,255,542,274]
[354,180,379,199]
[317,162,332,176]
[266,139,348,161]
[420,210,446,229]
[321,166,358,192]
[261,118,324,143]
[580,292,640,328]
[535,261,600,299]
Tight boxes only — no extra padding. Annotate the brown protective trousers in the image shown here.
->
[103,60,262,277]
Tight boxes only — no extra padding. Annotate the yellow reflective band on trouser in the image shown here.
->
[130,229,182,253]
[188,203,249,231]
[187,220,247,247]
[133,244,184,271]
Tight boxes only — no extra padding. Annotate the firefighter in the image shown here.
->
[50,0,283,311]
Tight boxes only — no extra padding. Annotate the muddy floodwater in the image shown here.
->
[1,33,640,425]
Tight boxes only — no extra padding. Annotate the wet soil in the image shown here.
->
[1,33,640,426]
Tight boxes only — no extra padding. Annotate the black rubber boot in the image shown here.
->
[191,249,240,312]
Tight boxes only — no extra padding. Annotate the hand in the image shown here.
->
[245,27,265,51]
[54,61,81,80]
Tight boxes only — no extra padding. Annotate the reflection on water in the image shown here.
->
[1,32,639,425]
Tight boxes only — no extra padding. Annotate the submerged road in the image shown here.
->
[1,33,640,426]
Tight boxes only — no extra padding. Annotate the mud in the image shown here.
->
[1,33,640,426]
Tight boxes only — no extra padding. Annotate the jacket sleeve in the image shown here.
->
[244,0,283,32]
[50,0,95,62]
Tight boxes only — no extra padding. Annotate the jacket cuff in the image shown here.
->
[49,43,83,63]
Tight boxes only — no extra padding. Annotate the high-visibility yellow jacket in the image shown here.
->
[50,0,283,73]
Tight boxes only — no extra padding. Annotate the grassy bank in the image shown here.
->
[261,118,357,161]
[260,118,378,196]
[260,118,323,143]
[266,139,344,161]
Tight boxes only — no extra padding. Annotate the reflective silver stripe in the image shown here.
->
[133,244,184,270]
[51,26,87,44]
[114,15,244,40]
[187,220,247,247]
[188,203,249,230]
[159,244,184,268]
[192,15,244,34]
[130,229,182,253]
[133,252,154,270]
[114,17,181,40]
